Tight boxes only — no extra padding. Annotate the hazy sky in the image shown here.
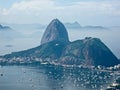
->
[0,0,120,26]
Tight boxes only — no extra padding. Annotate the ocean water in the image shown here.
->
[0,65,115,90]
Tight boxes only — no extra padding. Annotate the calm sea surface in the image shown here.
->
[0,65,115,90]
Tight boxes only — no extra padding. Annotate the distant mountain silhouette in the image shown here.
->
[64,22,107,30]
[0,24,24,39]
[0,24,12,30]
[83,26,107,29]
[65,21,81,29]
[1,19,119,66]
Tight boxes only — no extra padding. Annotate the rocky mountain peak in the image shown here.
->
[41,19,69,45]
[1,19,119,67]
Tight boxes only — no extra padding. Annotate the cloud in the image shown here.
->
[0,0,120,25]
[0,0,55,23]
[64,1,120,16]
[11,0,54,11]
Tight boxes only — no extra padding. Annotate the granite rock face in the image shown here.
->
[41,19,69,45]
[60,37,119,66]
[3,40,66,61]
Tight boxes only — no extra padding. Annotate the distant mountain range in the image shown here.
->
[64,22,108,29]
[82,25,107,29]
[1,19,119,67]
[9,24,46,30]
[64,22,107,29]
[4,22,108,30]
